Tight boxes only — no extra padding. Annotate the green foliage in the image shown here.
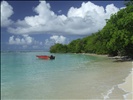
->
[50,5,133,58]
[106,5,133,57]
[124,0,133,6]
[50,43,68,53]
[67,39,81,53]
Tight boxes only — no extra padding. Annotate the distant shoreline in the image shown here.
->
[1,50,133,62]
[81,53,133,62]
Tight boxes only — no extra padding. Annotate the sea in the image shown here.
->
[1,51,132,100]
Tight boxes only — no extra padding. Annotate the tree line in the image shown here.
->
[50,2,133,58]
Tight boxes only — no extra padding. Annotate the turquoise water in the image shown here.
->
[1,52,132,99]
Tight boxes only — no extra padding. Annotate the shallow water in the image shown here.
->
[1,52,132,99]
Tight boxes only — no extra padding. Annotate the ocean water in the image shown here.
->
[1,52,132,99]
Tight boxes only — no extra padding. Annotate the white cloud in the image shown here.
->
[105,4,119,19]
[23,1,56,27]
[8,35,38,45]
[45,39,53,46]
[7,1,120,35]
[50,35,66,44]
[67,1,105,18]
[120,7,126,10]
[66,2,119,34]
[45,35,67,46]
[58,10,62,14]
[1,1,14,27]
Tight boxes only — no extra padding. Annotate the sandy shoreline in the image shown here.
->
[82,53,133,61]
[118,62,133,100]
[83,53,133,99]
[102,61,133,100]
[82,53,108,57]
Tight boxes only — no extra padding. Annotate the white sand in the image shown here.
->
[118,62,133,100]
[84,53,133,99]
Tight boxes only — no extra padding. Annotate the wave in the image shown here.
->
[118,62,133,100]
[102,85,116,100]
[103,62,133,100]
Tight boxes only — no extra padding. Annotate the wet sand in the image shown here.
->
[102,61,133,100]
[83,53,133,99]
[118,62,133,100]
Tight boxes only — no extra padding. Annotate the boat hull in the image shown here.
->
[36,55,50,60]
[36,55,55,60]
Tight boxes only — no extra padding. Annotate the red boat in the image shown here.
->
[36,55,55,60]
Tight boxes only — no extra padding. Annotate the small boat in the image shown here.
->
[36,55,55,60]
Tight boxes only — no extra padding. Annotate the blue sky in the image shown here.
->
[1,0,125,51]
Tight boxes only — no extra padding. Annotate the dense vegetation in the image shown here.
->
[50,3,133,58]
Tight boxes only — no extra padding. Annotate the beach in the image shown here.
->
[118,62,133,100]
[103,61,133,100]
[101,61,133,100]
[1,52,133,99]
[83,53,133,99]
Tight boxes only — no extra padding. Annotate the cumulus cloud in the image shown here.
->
[7,1,120,35]
[8,35,42,46]
[1,1,14,27]
[67,1,104,18]
[45,35,67,46]
[105,4,119,19]
[9,35,33,45]
[50,35,66,44]
[66,2,119,34]
[24,1,56,27]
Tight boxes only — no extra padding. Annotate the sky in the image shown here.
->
[1,0,126,51]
